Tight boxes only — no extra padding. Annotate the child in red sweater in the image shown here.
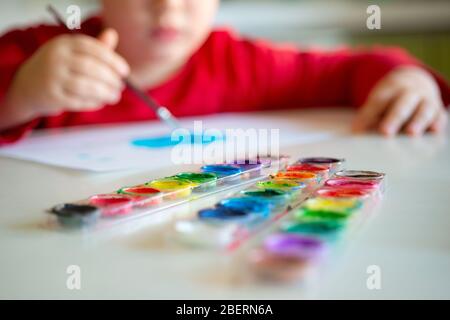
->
[0,0,448,145]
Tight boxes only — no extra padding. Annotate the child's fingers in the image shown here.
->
[352,86,395,132]
[97,28,119,51]
[71,35,129,77]
[378,92,420,136]
[69,55,124,92]
[59,89,117,113]
[62,75,121,105]
[405,100,440,136]
[51,88,95,113]
[429,108,449,133]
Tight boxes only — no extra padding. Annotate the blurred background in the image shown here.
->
[1,0,449,79]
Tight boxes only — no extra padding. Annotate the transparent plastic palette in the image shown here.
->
[239,169,386,284]
[171,157,345,250]
[48,157,291,230]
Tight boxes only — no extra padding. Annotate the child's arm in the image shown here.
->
[353,65,447,136]
[0,28,129,140]
[216,32,449,136]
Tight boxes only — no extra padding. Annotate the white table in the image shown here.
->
[1,109,449,299]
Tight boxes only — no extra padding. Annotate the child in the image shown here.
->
[0,0,448,146]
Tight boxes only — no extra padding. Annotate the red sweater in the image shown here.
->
[0,17,448,145]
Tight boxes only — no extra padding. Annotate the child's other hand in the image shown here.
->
[8,28,129,118]
[352,66,448,136]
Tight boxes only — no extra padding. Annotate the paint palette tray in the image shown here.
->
[170,157,344,250]
[238,169,386,284]
[48,157,291,230]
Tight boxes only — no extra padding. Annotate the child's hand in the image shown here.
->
[7,28,129,118]
[352,66,448,136]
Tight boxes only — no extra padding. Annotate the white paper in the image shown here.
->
[0,113,334,172]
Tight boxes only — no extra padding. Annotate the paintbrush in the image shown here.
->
[47,5,182,130]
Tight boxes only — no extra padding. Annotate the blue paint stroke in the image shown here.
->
[131,132,225,149]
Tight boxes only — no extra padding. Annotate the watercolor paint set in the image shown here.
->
[48,157,291,230]
[171,157,346,250]
[47,154,384,285]
[162,157,385,284]
[239,169,386,284]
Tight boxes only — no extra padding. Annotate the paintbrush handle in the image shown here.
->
[123,79,160,112]
[124,79,182,129]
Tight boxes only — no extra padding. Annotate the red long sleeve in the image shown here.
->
[0,24,66,145]
[1,17,448,146]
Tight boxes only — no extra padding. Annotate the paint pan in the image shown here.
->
[315,187,373,199]
[172,219,242,248]
[217,197,273,218]
[273,171,318,189]
[89,194,135,217]
[229,156,285,169]
[200,164,243,182]
[333,171,386,193]
[198,206,262,224]
[241,189,291,208]
[281,219,346,240]
[324,178,380,189]
[227,159,266,178]
[286,164,330,180]
[245,234,324,283]
[50,203,101,228]
[256,179,305,196]
[145,178,196,200]
[295,208,350,223]
[246,248,314,283]
[334,170,385,181]
[301,197,362,216]
[296,157,344,173]
[172,172,218,192]
[290,198,362,226]
[287,163,330,172]
[117,186,164,206]
[263,233,325,260]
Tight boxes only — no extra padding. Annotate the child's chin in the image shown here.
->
[146,44,188,62]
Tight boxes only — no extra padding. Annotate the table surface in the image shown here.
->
[1,108,449,299]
